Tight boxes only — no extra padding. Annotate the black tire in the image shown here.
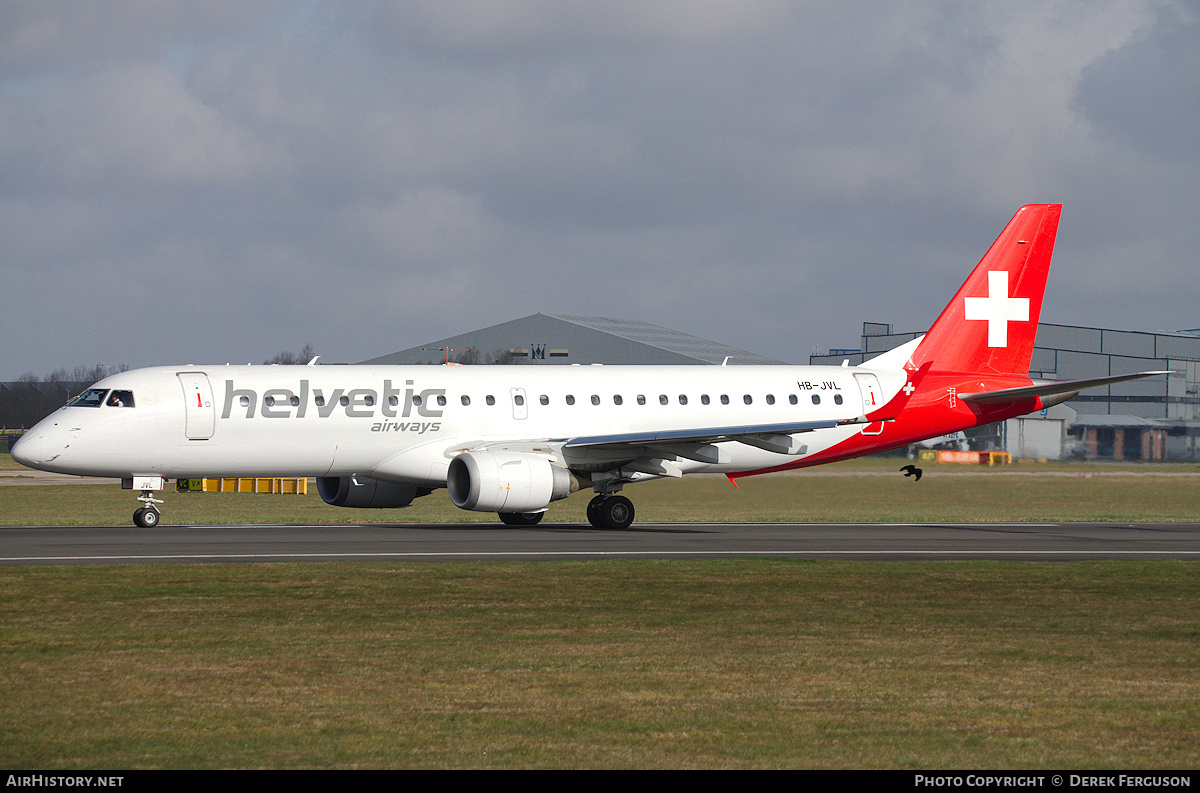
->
[134,508,160,528]
[599,495,635,530]
[586,495,606,528]
[498,511,543,526]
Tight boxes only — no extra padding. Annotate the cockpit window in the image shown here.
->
[107,390,135,408]
[67,388,108,408]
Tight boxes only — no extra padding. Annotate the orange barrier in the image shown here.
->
[933,451,1011,465]
[176,478,308,494]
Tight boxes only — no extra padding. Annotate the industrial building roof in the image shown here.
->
[360,313,787,366]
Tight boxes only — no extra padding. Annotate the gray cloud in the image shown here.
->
[1,0,1195,377]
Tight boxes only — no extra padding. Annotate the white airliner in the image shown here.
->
[12,205,1167,528]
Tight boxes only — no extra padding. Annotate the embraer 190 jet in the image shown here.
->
[12,205,1167,528]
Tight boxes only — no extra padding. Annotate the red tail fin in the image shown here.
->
[910,204,1061,377]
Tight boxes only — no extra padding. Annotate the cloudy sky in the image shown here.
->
[1,0,1196,376]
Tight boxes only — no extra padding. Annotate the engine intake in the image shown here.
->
[447,451,573,513]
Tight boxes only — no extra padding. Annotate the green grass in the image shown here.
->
[3,455,1199,768]
[1,560,1197,769]
[1,454,1197,525]
[0,452,26,471]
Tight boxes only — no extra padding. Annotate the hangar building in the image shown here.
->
[811,322,1200,460]
[361,313,785,367]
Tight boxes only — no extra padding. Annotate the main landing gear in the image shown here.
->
[498,511,544,526]
[586,494,635,530]
[496,495,635,529]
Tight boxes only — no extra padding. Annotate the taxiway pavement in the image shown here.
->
[2,520,1199,564]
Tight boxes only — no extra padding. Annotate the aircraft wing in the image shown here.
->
[958,371,1171,403]
[549,416,871,462]
[559,417,861,449]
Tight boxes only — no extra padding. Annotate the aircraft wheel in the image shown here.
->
[134,508,160,528]
[498,511,543,526]
[599,495,635,530]
[586,495,606,528]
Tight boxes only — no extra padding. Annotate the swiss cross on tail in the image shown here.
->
[963,270,1029,347]
[909,204,1061,377]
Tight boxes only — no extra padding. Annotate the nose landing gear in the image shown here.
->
[133,490,163,527]
[126,476,166,527]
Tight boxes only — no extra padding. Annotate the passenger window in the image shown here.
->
[486,395,496,406]
[591,395,600,405]
[315,396,325,407]
[437,395,447,407]
[720,395,730,405]
[743,395,753,405]
[461,395,471,406]
[613,395,623,405]
[566,395,575,405]
[811,394,821,405]
[514,394,525,406]
[678,395,688,405]
[701,395,710,405]
[540,395,549,406]
[766,394,775,405]
[789,395,798,405]
[290,395,300,407]
[408,395,418,407]
[364,395,375,406]
[659,395,668,405]
[637,395,646,405]
[834,394,843,405]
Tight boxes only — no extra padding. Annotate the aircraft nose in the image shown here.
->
[10,431,47,468]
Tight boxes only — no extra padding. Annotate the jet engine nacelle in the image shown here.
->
[316,476,424,508]
[447,451,573,513]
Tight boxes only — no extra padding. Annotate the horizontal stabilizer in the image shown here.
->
[958,371,1170,404]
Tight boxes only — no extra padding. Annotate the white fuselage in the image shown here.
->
[14,361,907,485]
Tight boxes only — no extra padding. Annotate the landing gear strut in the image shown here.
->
[587,494,635,530]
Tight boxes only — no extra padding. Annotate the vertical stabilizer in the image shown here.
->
[910,204,1061,376]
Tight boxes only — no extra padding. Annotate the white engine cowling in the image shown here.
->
[447,451,573,513]
[317,476,425,508]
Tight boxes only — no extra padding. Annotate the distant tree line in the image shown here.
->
[263,343,317,365]
[264,344,522,366]
[2,364,129,429]
[448,348,520,365]
[2,344,523,431]
[410,348,522,365]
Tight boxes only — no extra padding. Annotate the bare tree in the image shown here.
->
[486,348,520,365]
[443,348,521,364]
[264,343,317,365]
[2,363,130,428]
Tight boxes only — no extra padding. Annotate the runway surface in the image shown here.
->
[2,520,1199,564]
